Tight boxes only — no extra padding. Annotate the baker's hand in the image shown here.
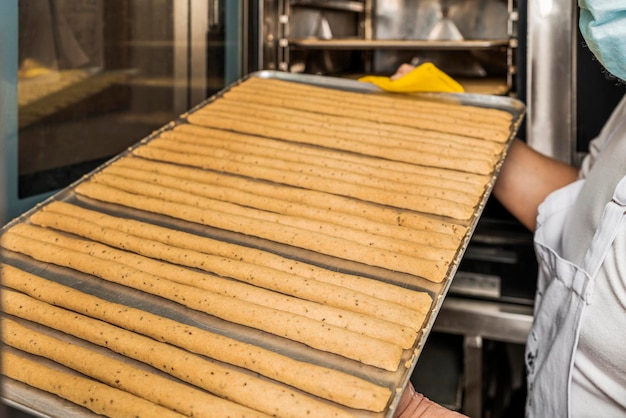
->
[390,64,416,80]
[394,382,467,418]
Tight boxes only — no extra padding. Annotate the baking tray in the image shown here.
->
[1,70,525,418]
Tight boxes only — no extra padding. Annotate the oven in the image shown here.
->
[247,1,624,415]
[251,0,626,306]
[0,0,250,224]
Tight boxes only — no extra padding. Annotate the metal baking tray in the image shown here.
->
[1,70,525,418]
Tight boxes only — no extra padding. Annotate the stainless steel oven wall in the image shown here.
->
[525,0,576,164]
[259,0,518,93]
[373,0,511,76]
[259,0,369,74]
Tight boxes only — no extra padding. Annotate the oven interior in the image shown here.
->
[260,0,536,305]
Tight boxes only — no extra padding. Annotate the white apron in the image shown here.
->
[525,175,626,417]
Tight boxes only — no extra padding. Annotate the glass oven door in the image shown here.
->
[0,0,247,225]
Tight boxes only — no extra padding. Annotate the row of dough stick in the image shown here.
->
[2,349,189,418]
[0,263,393,414]
[106,154,468,239]
[26,207,425,332]
[173,123,491,193]
[240,77,513,126]
[187,112,497,176]
[154,129,482,206]
[1,267,393,416]
[220,77,512,143]
[37,201,432,314]
[74,179,450,281]
[0,226,404,372]
[132,143,476,222]
[7,221,419,349]
[88,170,455,263]
[104,158,462,250]
[187,108,500,172]
[194,97,504,156]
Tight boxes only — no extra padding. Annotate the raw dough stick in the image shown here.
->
[223,85,509,137]
[201,97,504,159]
[221,87,509,143]
[0,264,393,412]
[163,128,488,195]
[114,157,468,239]
[2,351,189,418]
[239,76,512,127]
[75,181,451,281]
[156,130,487,201]
[105,162,460,250]
[2,290,357,418]
[240,76,513,125]
[91,171,457,262]
[0,231,405,371]
[172,124,491,190]
[25,213,429,329]
[41,201,434,313]
[147,136,480,208]
[187,105,499,165]
[187,113,495,175]
[197,99,503,155]
[10,223,419,349]
[1,319,271,418]
[133,146,475,221]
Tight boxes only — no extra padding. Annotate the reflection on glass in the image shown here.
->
[17,0,225,198]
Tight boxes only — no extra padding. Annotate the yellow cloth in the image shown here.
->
[358,62,464,93]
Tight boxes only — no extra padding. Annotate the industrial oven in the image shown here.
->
[251,1,625,414]
[0,0,250,223]
[252,0,626,305]
[3,0,623,300]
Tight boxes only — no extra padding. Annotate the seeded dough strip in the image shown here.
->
[240,76,513,125]
[172,123,492,188]
[0,231,404,371]
[224,85,509,143]
[1,351,189,418]
[40,201,434,313]
[187,112,495,175]
[9,223,419,349]
[74,181,450,280]
[161,128,488,198]
[2,290,361,418]
[2,319,272,418]
[151,132,483,205]
[133,146,475,221]
[89,171,457,262]
[27,211,428,329]
[220,83,509,143]
[0,263,393,411]
[105,160,461,250]
[188,104,500,165]
[194,99,504,155]
[111,157,468,239]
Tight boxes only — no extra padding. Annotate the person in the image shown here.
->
[393,1,626,417]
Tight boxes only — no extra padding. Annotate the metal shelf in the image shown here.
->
[288,38,511,50]
[290,0,365,13]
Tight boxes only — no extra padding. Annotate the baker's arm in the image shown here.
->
[492,138,579,231]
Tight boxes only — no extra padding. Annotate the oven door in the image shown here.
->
[0,0,249,225]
